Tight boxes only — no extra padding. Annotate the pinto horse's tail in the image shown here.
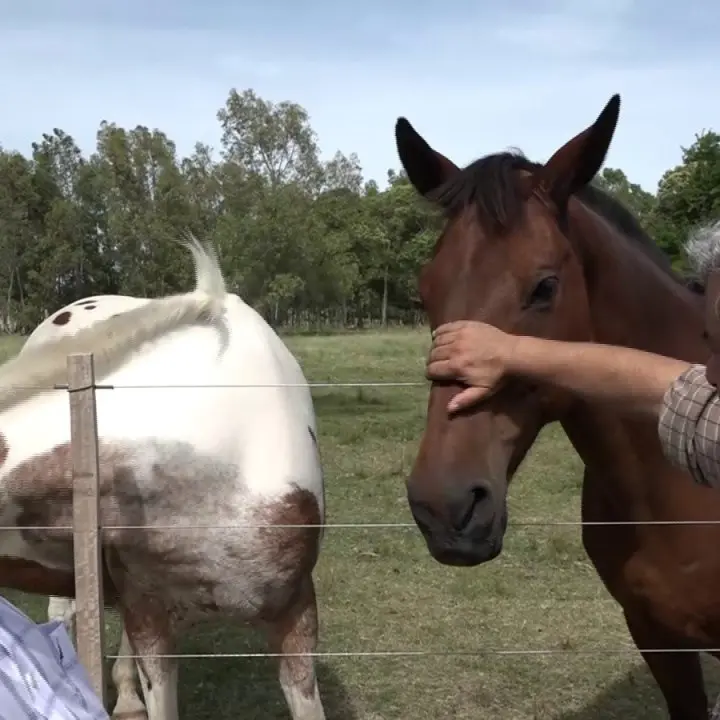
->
[0,233,227,414]
[179,231,226,310]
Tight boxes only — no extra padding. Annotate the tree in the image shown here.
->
[322,152,363,195]
[0,149,36,329]
[651,131,720,261]
[0,85,713,333]
[593,167,656,226]
[218,88,322,191]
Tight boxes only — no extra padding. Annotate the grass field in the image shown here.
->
[1,328,718,718]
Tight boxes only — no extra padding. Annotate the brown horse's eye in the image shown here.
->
[527,275,559,310]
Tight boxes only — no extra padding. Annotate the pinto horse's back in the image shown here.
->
[24,295,150,353]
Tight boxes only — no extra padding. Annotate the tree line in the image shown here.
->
[0,87,718,334]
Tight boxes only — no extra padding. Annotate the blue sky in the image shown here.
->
[0,0,718,192]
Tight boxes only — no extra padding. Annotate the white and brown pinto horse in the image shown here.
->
[0,236,326,720]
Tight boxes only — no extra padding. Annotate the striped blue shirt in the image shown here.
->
[0,595,108,719]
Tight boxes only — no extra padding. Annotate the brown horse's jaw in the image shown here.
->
[430,541,504,567]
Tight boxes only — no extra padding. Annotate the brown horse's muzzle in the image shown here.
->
[407,470,509,566]
[406,383,542,566]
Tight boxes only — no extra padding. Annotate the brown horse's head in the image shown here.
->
[397,95,622,566]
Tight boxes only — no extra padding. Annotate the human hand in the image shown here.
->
[426,321,517,412]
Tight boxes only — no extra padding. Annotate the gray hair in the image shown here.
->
[685,219,720,286]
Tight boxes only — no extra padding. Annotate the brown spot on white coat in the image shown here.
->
[52,310,71,326]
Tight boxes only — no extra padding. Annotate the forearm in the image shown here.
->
[508,337,693,419]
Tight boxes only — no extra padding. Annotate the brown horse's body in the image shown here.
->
[564,202,718,717]
[396,95,720,717]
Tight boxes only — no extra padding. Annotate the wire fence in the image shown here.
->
[8,370,720,527]
[44,380,425,390]
[9,518,720,530]
[104,647,720,659]
[5,353,720,703]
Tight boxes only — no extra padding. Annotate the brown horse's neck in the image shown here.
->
[560,199,710,519]
[569,199,707,362]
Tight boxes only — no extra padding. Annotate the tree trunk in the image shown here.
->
[381,265,388,328]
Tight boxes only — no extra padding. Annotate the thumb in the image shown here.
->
[448,386,492,414]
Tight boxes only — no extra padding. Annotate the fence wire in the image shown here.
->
[46,381,424,390]
[7,372,720,667]
[6,517,720,530]
[2,376,718,528]
[104,647,720,660]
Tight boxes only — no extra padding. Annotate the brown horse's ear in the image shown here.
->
[395,117,460,198]
[534,94,621,209]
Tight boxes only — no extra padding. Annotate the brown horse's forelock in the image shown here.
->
[425,150,703,294]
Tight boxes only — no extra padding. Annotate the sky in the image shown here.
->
[0,0,718,193]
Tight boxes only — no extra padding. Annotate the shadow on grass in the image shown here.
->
[161,625,356,720]
[554,664,664,719]
[557,657,720,720]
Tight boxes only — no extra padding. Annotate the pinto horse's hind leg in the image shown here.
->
[624,611,708,719]
[119,605,179,720]
[266,575,326,720]
[47,596,76,639]
[111,629,148,720]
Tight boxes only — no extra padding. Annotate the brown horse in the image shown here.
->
[396,94,720,719]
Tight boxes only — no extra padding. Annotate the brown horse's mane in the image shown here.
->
[427,150,704,295]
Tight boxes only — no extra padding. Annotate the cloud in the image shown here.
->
[0,0,717,193]
[487,1,635,59]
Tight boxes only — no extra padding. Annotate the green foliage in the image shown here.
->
[651,131,720,264]
[0,87,716,333]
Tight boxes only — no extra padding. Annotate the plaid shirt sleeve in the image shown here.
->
[658,364,720,488]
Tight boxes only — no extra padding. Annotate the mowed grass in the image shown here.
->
[1,329,718,718]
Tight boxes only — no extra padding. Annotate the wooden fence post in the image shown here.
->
[67,353,106,703]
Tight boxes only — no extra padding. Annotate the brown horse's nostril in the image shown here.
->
[407,479,505,566]
[453,484,493,533]
[407,480,498,543]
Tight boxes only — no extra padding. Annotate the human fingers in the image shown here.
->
[427,342,454,363]
[431,321,475,340]
[425,357,456,381]
[448,386,492,413]
[426,342,475,380]
[429,331,460,352]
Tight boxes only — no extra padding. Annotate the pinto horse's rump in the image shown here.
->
[0,234,326,720]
